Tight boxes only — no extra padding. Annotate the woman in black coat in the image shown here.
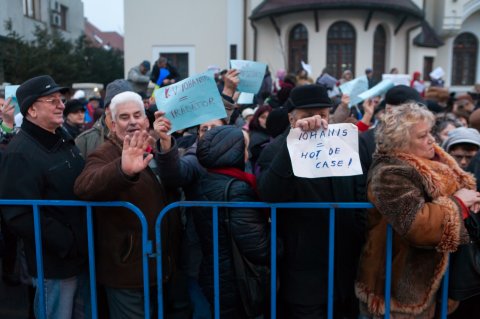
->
[193,125,269,318]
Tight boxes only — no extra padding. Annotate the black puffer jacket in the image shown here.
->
[192,126,269,318]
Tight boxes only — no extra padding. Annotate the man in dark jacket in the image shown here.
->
[74,91,184,318]
[0,75,89,319]
[257,84,366,319]
[150,56,181,87]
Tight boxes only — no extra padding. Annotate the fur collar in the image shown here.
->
[378,144,476,197]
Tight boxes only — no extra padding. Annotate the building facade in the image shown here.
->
[124,0,479,90]
[0,0,84,42]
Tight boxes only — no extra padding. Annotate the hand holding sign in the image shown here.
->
[153,111,172,151]
[230,60,267,94]
[287,123,363,178]
[222,69,240,98]
[295,115,328,132]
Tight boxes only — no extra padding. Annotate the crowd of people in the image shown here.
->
[1,57,480,319]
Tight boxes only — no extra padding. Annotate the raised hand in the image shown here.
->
[153,111,172,151]
[222,69,240,98]
[121,130,154,177]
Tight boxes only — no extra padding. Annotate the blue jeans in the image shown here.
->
[33,273,90,319]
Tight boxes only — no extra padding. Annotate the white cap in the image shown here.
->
[241,108,255,119]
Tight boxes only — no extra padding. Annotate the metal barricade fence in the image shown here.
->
[155,201,451,319]
[0,200,451,319]
[0,199,153,319]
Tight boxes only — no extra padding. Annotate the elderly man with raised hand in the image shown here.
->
[0,75,90,319]
[74,91,184,319]
[256,84,366,319]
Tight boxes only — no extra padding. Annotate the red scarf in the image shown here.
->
[208,167,257,193]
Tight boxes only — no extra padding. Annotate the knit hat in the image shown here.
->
[104,79,133,107]
[16,75,68,116]
[442,127,480,152]
[141,60,151,71]
[287,84,333,112]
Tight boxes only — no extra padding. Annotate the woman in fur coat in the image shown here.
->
[355,102,480,318]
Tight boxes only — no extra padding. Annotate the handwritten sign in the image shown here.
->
[154,72,227,133]
[339,76,369,107]
[230,60,267,94]
[5,85,20,115]
[287,123,363,178]
[357,79,394,101]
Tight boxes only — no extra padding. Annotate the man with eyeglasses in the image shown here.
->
[0,75,89,319]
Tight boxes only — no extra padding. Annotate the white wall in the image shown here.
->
[124,0,228,78]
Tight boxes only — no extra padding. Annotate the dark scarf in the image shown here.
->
[208,167,257,194]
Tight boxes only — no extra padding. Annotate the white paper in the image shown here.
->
[301,61,313,76]
[237,92,254,104]
[429,67,445,80]
[382,74,410,86]
[287,123,363,178]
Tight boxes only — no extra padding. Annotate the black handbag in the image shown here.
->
[224,178,268,318]
[449,213,480,301]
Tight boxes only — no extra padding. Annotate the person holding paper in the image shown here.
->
[356,102,480,318]
[257,84,366,319]
[74,92,185,318]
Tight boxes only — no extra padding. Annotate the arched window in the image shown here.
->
[288,24,308,73]
[452,32,478,85]
[327,21,356,79]
[373,25,386,82]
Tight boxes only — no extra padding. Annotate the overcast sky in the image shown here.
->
[82,0,124,34]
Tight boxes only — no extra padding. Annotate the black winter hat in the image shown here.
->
[17,75,68,116]
[197,126,245,170]
[385,85,424,106]
[63,99,85,116]
[287,84,333,112]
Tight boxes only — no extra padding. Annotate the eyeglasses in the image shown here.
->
[36,98,66,106]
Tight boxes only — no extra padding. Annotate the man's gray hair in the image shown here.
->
[110,91,145,120]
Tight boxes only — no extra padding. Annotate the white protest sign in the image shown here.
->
[382,74,410,86]
[339,76,369,107]
[154,72,227,134]
[287,123,363,178]
[429,67,445,80]
[358,79,394,101]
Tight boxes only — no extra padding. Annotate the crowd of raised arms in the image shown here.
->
[1,55,480,319]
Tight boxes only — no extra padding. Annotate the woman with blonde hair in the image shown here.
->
[356,102,480,318]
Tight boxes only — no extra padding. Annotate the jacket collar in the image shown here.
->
[21,118,72,151]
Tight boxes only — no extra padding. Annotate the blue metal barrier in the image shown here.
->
[155,201,451,319]
[0,200,152,319]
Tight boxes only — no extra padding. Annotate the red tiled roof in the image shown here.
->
[84,19,124,52]
[250,0,424,20]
